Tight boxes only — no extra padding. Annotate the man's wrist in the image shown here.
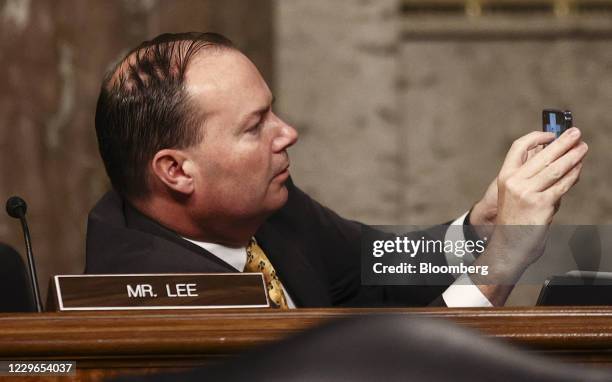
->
[463,208,484,246]
[469,200,491,226]
[470,243,530,286]
[467,202,496,241]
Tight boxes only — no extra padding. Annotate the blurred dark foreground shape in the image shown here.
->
[0,243,34,312]
[112,315,611,382]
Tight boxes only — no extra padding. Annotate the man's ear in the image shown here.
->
[150,149,195,195]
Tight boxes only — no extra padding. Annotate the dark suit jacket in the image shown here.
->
[85,179,449,307]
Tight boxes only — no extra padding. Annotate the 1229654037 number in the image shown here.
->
[1,361,76,376]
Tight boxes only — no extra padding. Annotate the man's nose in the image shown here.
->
[272,115,299,152]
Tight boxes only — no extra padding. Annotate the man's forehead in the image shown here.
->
[184,50,272,114]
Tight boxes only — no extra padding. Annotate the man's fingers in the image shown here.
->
[519,128,582,179]
[526,145,543,162]
[542,162,583,203]
[530,142,588,192]
[501,131,555,173]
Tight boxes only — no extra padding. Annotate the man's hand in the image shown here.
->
[496,128,586,226]
[469,128,587,306]
[469,146,542,233]
[470,129,584,229]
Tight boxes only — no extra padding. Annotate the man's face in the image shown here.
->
[183,50,298,221]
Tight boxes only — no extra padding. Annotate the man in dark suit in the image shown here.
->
[86,32,587,308]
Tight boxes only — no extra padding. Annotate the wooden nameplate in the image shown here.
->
[47,273,270,311]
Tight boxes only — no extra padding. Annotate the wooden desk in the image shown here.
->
[2,306,612,380]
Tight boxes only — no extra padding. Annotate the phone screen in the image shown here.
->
[542,109,572,139]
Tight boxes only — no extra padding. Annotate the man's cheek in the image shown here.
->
[204,156,241,178]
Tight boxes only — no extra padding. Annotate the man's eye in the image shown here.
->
[248,122,263,134]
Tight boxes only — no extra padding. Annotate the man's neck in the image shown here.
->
[130,196,265,248]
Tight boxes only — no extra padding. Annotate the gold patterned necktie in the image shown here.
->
[244,238,289,309]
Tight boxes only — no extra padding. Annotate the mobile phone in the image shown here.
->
[542,109,573,139]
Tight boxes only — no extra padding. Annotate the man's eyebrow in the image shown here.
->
[242,96,275,126]
[255,96,275,114]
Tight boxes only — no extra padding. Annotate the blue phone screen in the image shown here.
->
[545,112,562,138]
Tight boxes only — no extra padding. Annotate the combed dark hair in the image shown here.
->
[95,32,234,198]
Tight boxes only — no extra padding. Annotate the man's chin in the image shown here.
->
[264,185,289,213]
